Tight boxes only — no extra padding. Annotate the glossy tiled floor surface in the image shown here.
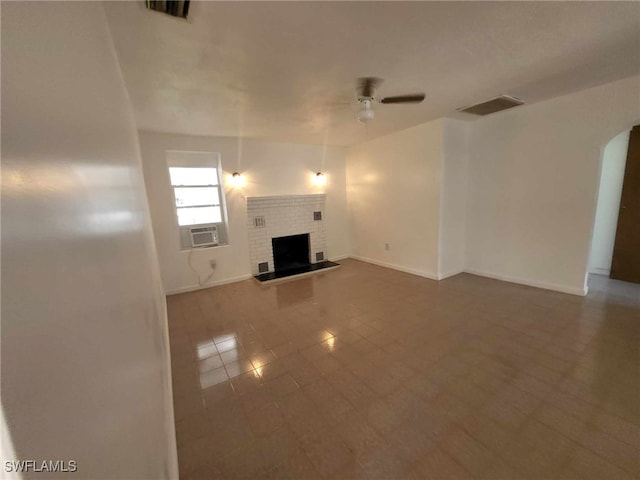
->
[168,260,640,479]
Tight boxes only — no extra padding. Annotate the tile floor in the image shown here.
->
[168,260,640,479]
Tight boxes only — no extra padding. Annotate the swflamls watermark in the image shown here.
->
[4,460,77,473]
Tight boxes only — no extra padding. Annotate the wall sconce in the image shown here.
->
[312,172,326,186]
[230,171,245,188]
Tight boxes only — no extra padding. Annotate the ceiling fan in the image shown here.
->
[356,77,426,123]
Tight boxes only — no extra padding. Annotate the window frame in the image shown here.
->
[166,151,230,250]
[170,172,222,226]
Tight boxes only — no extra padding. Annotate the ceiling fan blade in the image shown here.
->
[379,94,426,104]
[358,77,382,98]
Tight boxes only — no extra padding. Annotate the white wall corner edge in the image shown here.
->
[348,255,439,281]
[437,269,465,281]
[464,268,588,296]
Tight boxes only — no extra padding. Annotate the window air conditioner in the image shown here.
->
[190,225,218,248]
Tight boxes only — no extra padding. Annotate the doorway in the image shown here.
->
[589,130,630,276]
[610,125,640,283]
[589,125,640,284]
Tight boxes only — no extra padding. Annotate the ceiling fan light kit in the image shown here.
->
[358,99,375,123]
[354,77,426,123]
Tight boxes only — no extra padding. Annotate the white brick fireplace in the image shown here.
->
[246,194,327,276]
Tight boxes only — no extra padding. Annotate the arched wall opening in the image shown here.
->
[583,116,640,292]
[588,130,631,276]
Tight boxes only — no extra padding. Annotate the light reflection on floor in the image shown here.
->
[197,330,337,389]
[168,259,640,479]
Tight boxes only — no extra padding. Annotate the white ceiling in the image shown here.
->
[104,1,640,146]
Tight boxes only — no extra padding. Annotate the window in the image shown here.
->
[167,151,229,250]
[169,167,222,226]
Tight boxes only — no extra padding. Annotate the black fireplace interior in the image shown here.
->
[272,233,310,272]
[254,233,340,283]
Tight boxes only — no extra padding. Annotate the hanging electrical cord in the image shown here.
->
[187,249,215,287]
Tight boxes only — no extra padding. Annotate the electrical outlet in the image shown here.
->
[209,259,217,269]
[385,243,390,251]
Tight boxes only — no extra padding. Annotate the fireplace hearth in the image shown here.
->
[254,232,339,283]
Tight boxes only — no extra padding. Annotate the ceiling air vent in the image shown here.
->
[145,1,190,19]
[457,95,524,116]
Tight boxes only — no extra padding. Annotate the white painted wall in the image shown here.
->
[346,120,444,279]
[1,3,177,478]
[439,119,469,279]
[589,130,630,275]
[139,131,348,294]
[465,76,640,295]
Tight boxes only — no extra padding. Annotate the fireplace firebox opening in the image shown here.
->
[272,233,310,272]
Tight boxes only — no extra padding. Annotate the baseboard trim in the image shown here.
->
[329,254,350,262]
[589,267,610,276]
[166,263,587,297]
[438,269,465,280]
[464,268,587,296]
[349,255,439,280]
[166,274,253,295]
